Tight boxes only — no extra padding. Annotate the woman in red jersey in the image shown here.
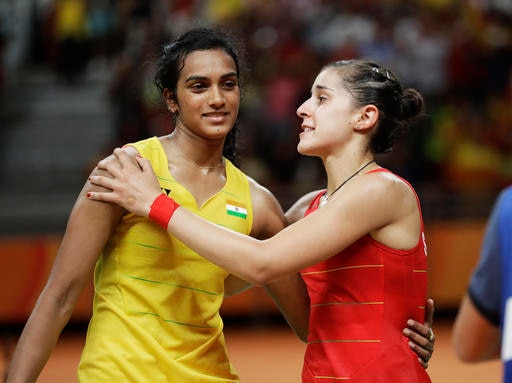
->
[88,59,433,382]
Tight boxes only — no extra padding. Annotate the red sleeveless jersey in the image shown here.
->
[300,169,431,382]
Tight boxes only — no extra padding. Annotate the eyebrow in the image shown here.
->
[185,72,238,83]
[313,84,335,92]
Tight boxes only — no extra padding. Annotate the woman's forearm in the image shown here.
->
[6,292,76,382]
[264,273,310,341]
[168,207,275,285]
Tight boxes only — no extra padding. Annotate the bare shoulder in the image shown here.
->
[339,170,421,248]
[339,170,415,204]
[326,170,419,230]
[286,190,323,224]
[365,170,417,205]
[246,176,287,239]
[247,176,282,210]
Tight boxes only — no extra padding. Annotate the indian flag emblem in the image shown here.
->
[226,200,247,219]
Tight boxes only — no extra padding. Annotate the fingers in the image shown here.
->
[403,324,431,351]
[88,175,115,190]
[113,147,131,165]
[417,356,428,369]
[403,319,434,367]
[86,189,117,203]
[407,319,434,345]
[87,174,121,204]
[407,340,431,368]
[425,298,435,328]
[97,148,139,176]
[403,331,431,368]
[113,147,144,170]
[97,153,123,175]
[135,154,151,172]
[406,319,428,337]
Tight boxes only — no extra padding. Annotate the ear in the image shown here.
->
[163,88,178,113]
[354,105,379,132]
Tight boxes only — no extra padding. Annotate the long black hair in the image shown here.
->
[154,27,243,165]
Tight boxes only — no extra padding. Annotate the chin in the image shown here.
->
[209,125,232,136]
[298,142,324,159]
[297,143,312,156]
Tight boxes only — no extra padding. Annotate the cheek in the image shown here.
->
[227,94,240,115]
[319,108,339,122]
[227,92,241,107]
[180,98,203,115]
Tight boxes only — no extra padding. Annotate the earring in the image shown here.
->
[356,115,363,129]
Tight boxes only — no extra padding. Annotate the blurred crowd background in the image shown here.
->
[1,0,511,217]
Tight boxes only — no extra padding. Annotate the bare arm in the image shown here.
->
[89,149,436,364]
[263,191,319,341]
[284,191,437,362]
[224,274,252,297]
[88,150,418,286]
[6,167,124,383]
[247,179,311,341]
[453,294,501,362]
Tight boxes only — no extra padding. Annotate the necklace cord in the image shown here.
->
[322,160,376,204]
[175,148,224,170]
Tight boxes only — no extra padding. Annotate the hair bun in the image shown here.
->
[400,88,424,121]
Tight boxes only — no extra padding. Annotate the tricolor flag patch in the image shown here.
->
[226,200,247,219]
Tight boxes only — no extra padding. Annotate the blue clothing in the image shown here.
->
[468,185,512,382]
[498,187,512,381]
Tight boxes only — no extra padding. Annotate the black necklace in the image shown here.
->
[319,160,376,206]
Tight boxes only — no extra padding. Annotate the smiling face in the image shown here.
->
[166,49,240,141]
[296,67,361,157]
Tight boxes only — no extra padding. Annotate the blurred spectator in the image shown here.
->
[0,19,5,105]
[16,0,512,214]
[29,0,56,67]
[85,0,119,62]
[53,0,89,83]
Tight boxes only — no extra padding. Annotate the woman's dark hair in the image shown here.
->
[154,27,242,165]
[325,60,424,153]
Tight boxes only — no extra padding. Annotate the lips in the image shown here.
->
[204,112,228,117]
[300,124,315,133]
[203,112,229,123]
[299,125,314,139]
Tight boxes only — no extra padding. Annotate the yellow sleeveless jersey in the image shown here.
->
[78,136,253,382]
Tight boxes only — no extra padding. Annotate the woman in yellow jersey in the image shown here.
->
[7,28,433,382]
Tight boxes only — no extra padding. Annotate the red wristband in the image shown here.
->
[148,194,180,229]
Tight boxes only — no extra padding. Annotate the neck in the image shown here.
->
[324,153,374,191]
[176,148,224,171]
[166,132,225,170]
[320,158,376,206]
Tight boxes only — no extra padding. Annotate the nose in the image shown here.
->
[296,99,310,118]
[209,86,226,107]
